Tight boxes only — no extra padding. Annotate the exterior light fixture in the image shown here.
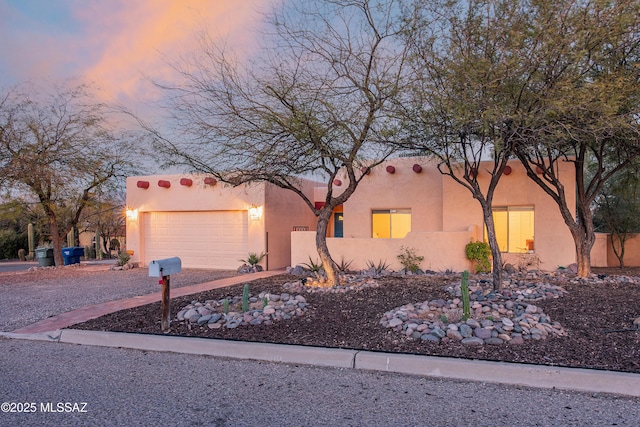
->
[126,208,138,221]
[248,205,263,220]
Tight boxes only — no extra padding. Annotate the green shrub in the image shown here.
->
[465,241,491,273]
[0,229,28,260]
[397,246,424,273]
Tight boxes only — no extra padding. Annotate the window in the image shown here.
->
[489,206,534,253]
[372,209,411,238]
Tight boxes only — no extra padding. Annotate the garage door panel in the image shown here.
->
[143,211,247,269]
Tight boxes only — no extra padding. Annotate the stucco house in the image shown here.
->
[125,176,317,270]
[125,155,593,272]
[292,156,578,272]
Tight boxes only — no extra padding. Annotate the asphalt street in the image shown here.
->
[0,261,38,273]
[1,338,638,427]
[0,260,115,273]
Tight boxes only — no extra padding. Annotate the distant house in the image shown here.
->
[126,156,597,272]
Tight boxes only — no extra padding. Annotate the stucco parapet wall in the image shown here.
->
[291,230,474,272]
[126,175,267,212]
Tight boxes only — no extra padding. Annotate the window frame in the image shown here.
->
[371,208,411,239]
[487,205,535,253]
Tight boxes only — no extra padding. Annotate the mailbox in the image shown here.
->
[149,257,182,277]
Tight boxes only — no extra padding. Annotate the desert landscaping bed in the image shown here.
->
[73,267,640,374]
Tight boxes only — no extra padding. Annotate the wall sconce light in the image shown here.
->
[248,205,263,220]
[126,208,138,221]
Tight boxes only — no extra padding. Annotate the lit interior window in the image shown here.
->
[372,209,411,238]
[488,206,534,253]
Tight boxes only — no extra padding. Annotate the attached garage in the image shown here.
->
[126,175,318,270]
[142,211,248,269]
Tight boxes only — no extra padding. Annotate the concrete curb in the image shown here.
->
[4,329,638,398]
[58,329,357,369]
[0,330,61,342]
[355,351,640,397]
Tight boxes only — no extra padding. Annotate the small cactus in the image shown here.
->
[461,270,471,321]
[242,284,250,313]
[223,299,229,314]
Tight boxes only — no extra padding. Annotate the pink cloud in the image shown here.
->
[0,0,278,107]
[75,0,277,103]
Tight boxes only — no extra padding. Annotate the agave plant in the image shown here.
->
[239,252,267,266]
[302,256,323,273]
[366,259,390,274]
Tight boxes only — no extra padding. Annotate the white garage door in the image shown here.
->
[143,211,248,269]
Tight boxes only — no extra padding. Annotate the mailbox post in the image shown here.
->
[149,257,181,332]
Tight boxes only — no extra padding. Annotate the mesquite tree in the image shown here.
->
[507,0,640,277]
[0,82,139,266]
[149,1,413,285]
[399,0,541,289]
[405,0,640,280]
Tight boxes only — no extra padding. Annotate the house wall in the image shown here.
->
[344,156,444,237]
[264,180,319,269]
[291,157,577,272]
[291,230,475,271]
[442,159,576,270]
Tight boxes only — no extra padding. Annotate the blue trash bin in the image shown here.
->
[62,246,84,265]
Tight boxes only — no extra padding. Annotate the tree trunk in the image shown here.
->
[576,239,592,277]
[611,234,626,268]
[483,206,503,291]
[568,216,595,277]
[316,209,340,286]
[568,204,596,278]
[49,219,64,267]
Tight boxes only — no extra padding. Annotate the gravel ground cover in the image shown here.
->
[69,266,640,374]
[0,265,239,331]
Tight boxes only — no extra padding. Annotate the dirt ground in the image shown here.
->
[74,267,640,374]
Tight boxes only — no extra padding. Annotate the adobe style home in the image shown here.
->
[125,176,317,270]
[126,156,614,273]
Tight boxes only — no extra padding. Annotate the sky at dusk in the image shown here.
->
[0,0,278,108]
